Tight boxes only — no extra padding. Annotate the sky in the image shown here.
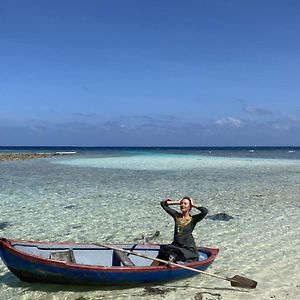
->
[1,0,300,146]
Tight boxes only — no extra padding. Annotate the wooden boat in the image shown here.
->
[0,237,219,286]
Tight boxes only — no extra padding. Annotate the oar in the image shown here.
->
[94,243,257,289]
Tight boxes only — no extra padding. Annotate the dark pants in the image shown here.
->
[157,244,186,263]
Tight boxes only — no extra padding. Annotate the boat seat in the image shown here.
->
[112,250,135,267]
[49,249,76,263]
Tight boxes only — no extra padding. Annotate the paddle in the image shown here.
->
[94,243,257,289]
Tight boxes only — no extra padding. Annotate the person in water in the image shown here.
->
[151,196,208,266]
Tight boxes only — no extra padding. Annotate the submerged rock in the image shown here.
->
[143,287,176,296]
[206,213,234,221]
[142,230,160,241]
[194,292,203,300]
[0,153,55,161]
[0,152,76,162]
[143,287,167,296]
[64,204,77,209]
[0,221,12,230]
[134,231,160,243]
[71,224,82,229]
[194,292,222,300]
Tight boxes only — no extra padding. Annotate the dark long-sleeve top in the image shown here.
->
[161,200,208,261]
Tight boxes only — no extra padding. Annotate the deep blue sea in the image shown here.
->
[1,147,300,299]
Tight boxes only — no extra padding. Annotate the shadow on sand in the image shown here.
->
[1,271,251,300]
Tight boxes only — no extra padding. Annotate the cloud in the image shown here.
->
[131,115,155,122]
[287,114,300,122]
[264,115,300,131]
[75,113,97,118]
[112,115,181,132]
[102,120,128,132]
[215,117,244,128]
[243,105,272,115]
[1,112,300,146]
[158,114,179,122]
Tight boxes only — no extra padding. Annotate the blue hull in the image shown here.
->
[0,238,218,286]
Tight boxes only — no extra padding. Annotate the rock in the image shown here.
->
[71,224,82,229]
[0,221,12,230]
[143,287,167,296]
[194,292,203,300]
[206,213,234,221]
[134,231,160,242]
[64,204,77,209]
[142,230,160,240]
[142,287,175,296]
[0,153,55,162]
[0,152,76,162]
[198,292,222,299]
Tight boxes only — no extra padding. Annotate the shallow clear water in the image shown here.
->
[1,148,300,300]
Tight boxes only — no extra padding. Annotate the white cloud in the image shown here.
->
[2,112,300,146]
[215,117,244,128]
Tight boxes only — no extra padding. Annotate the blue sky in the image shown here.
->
[1,0,300,146]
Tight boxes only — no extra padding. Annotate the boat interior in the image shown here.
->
[11,242,209,267]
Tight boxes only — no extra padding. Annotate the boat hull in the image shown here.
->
[0,238,218,286]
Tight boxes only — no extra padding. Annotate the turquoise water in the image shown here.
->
[1,148,300,299]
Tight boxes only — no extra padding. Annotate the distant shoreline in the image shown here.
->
[0,152,75,162]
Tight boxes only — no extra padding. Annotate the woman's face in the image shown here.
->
[180,199,191,213]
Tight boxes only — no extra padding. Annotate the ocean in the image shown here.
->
[0,147,300,300]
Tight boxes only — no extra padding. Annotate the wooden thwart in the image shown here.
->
[113,249,135,267]
[50,249,76,263]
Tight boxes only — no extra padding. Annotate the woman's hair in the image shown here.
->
[180,196,192,211]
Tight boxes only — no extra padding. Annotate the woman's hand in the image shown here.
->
[190,197,195,207]
[190,197,199,209]
[165,198,180,205]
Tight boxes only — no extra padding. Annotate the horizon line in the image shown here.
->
[1,145,300,148]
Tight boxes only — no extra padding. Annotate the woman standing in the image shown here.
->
[152,196,208,266]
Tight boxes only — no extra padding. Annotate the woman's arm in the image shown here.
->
[160,199,180,218]
[192,206,208,223]
[190,198,208,223]
[165,199,180,206]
